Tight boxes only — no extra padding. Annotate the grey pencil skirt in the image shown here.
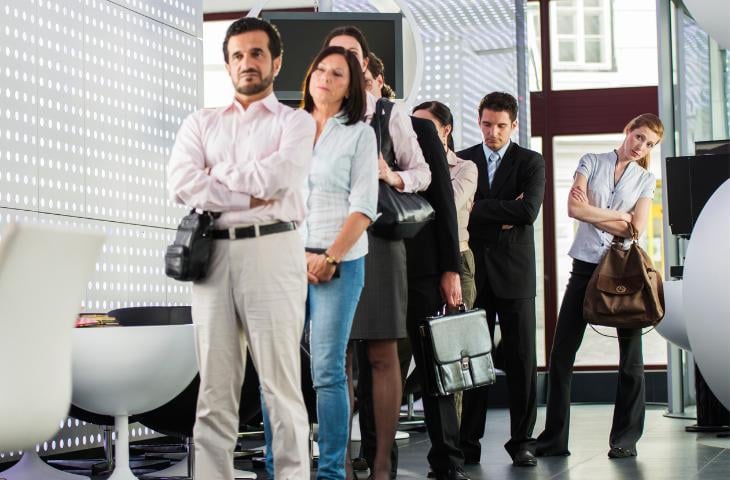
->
[349,232,408,340]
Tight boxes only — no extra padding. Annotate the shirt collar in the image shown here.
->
[446,149,459,167]
[226,91,280,114]
[482,140,511,161]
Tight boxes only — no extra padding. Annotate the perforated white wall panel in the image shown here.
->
[0,0,200,461]
[334,0,520,149]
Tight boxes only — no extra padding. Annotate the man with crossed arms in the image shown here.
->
[167,17,311,480]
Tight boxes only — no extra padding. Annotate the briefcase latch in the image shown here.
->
[461,356,470,370]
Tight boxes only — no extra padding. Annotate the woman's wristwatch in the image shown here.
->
[323,251,340,266]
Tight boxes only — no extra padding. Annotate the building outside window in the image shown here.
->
[551,0,613,71]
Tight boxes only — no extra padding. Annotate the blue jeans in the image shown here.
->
[261,257,365,479]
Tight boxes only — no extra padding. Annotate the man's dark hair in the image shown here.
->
[222,17,283,64]
[322,25,371,60]
[478,92,518,122]
[366,52,395,99]
[301,46,366,126]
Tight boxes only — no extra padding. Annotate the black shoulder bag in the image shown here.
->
[369,98,435,240]
[165,209,219,282]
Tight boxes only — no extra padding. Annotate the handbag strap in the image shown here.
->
[374,99,383,155]
[372,98,397,170]
[588,323,656,338]
[611,220,638,246]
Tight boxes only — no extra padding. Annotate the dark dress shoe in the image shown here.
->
[512,449,538,467]
[352,457,369,471]
[427,465,471,479]
[608,446,637,458]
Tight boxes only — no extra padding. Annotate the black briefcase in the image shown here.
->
[418,306,496,396]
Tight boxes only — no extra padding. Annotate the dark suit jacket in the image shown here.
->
[404,117,461,280]
[457,142,545,299]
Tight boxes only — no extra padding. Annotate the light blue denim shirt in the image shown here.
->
[568,151,656,264]
[302,114,379,261]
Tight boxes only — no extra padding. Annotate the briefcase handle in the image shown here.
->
[434,303,469,317]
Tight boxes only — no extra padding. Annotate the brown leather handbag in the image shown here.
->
[583,223,665,329]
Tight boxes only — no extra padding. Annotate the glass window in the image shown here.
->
[526,1,542,92]
[550,0,659,90]
[726,50,730,135]
[530,136,546,367]
[550,0,611,71]
[552,134,666,366]
[679,15,713,154]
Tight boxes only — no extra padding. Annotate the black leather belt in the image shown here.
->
[211,221,296,240]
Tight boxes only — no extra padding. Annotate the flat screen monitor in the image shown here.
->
[262,12,403,102]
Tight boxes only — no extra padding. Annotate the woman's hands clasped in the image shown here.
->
[306,252,337,284]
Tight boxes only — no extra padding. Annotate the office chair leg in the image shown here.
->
[186,437,194,478]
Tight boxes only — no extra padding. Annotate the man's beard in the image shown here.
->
[235,70,275,96]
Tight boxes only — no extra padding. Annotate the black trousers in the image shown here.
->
[536,259,645,454]
[400,274,464,471]
[459,282,537,460]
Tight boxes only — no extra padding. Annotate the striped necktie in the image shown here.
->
[487,152,499,187]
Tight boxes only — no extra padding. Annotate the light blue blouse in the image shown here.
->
[568,151,656,264]
[302,115,379,261]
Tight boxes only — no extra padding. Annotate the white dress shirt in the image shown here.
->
[167,93,316,228]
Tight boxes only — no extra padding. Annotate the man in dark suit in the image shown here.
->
[458,92,545,467]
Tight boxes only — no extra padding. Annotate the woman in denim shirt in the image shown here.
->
[536,114,664,460]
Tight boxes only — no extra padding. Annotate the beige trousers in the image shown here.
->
[191,230,310,480]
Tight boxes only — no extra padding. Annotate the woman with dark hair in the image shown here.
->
[263,45,378,480]
[324,26,435,480]
[302,45,379,480]
[412,101,478,312]
[536,114,664,460]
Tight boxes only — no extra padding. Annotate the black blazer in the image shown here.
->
[404,117,461,280]
[457,142,545,299]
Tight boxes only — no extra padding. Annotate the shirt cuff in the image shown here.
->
[349,205,378,222]
[394,171,414,193]
[231,191,251,210]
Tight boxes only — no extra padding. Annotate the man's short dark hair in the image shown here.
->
[301,46,366,126]
[478,92,518,122]
[222,17,283,64]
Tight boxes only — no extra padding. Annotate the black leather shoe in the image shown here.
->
[351,457,369,471]
[427,465,471,479]
[608,446,637,458]
[512,450,538,467]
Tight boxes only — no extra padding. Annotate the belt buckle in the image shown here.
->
[228,227,236,240]
[254,224,261,237]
